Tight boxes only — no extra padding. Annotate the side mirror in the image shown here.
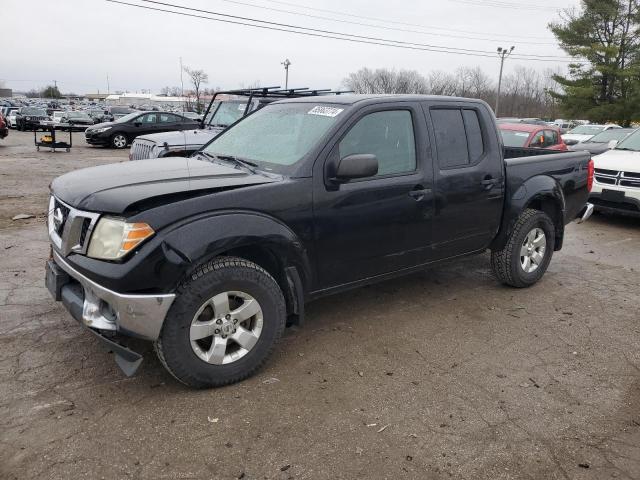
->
[334,154,378,181]
[608,139,619,149]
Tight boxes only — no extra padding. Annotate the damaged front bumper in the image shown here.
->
[46,250,176,375]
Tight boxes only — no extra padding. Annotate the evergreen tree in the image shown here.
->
[549,0,640,126]
[41,85,62,99]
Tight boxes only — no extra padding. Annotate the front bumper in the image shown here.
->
[84,132,110,145]
[590,182,640,217]
[48,250,176,341]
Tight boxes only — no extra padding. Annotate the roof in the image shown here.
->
[273,94,489,106]
[498,123,555,133]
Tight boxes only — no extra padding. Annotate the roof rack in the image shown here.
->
[200,86,353,126]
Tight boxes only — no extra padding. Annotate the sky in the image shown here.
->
[2,0,582,95]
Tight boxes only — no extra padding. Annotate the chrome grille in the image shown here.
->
[130,139,158,160]
[48,196,101,256]
[594,168,640,189]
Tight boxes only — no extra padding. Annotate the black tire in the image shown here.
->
[155,256,286,388]
[110,133,128,149]
[490,208,555,288]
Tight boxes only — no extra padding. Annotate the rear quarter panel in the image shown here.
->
[492,151,591,251]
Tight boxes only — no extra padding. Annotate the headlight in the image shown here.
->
[87,217,154,260]
[92,126,112,133]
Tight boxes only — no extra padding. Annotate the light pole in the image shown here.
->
[495,46,514,117]
[281,58,291,89]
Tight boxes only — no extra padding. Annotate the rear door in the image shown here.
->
[313,102,435,289]
[423,101,504,258]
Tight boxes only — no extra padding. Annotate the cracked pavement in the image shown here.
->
[1,130,639,479]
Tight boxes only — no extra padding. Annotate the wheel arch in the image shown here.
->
[491,175,566,252]
[161,212,311,324]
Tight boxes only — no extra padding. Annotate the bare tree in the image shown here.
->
[344,65,561,119]
[343,68,429,94]
[183,66,209,112]
[159,86,182,97]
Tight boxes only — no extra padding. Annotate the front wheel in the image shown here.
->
[491,209,555,288]
[155,257,286,388]
[111,133,128,149]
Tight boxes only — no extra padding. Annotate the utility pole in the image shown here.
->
[107,74,110,94]
[281,58,291,89]
[495,46,514,118]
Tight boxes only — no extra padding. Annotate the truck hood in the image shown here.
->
[51,157,279,214]
[562,134,593,144]
[137,128,218,147]
[593,149,640,173]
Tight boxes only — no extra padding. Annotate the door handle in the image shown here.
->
[481,177,499,189]
[408,188,431,201]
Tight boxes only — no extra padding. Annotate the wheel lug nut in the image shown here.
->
[216,319,222,325]
[232,328,236,333]
[222,334,227,339]
[214,329,220,334]
[233,319,238,324]
[225,314,231,320]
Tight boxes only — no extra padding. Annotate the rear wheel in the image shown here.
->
[491,209,555,288]
[155,257,286,388]
[111,133,127,149]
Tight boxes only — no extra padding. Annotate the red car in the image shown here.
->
[499,123,567,151]
[0,114,8,140]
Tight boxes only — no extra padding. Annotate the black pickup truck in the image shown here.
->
[45,95,594,387]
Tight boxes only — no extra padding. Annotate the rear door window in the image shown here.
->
[431,108,486,168]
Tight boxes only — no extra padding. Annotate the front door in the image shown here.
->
[313,104,435,289]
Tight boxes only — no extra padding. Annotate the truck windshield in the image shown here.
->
[567,125,605,135]
[500,129,531,147]
[206,101,247,127]
[203,103,344,173]
[615,129,640,152]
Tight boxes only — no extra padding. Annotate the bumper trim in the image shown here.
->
[577,203,594,224]
[60,282,143,376]
[53,250,176,341]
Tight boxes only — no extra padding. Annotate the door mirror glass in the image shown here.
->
[335,154,378,181]
[608,139,619,149]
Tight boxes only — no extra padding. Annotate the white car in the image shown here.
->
[6,108,19,128]
[563,124,620,146]
[51,111,65,124]
[590,129,640,217]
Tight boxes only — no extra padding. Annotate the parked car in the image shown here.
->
[569,128,635,155]
[6,108,19,128]
[0,114,8,140]
[129,87,347,160]
[51,111,66,125]
[562,124,620,145]
[181,111,203,122]
[88,109,109,124]
[589,128,640,216]
[84,111,201,148]
[499,123,568,151]
[45,94,593,387]
[61,111,94,131]
[105,106,135,122]
[15,107,49,131]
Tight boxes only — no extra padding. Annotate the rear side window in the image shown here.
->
[431,107,485,168]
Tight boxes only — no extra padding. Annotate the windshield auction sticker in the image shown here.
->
[308,106,344,117]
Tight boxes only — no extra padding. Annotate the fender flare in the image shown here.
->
[160,211,312,316]
[491,175,566,252]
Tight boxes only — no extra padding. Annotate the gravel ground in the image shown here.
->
[1,130,639,480]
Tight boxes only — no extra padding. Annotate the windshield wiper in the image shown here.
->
[215,154,259,173]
